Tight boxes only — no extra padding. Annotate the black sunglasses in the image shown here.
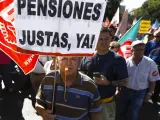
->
[110,46,117,49]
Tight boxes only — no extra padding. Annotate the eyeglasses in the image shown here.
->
[109,46,118,49]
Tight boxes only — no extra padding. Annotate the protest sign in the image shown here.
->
[0,0,39,74]
[14,0,107,56]
[138,20,151,34]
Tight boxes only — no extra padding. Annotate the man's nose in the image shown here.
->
[66,59,72,66]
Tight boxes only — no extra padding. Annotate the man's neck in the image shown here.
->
[97,49,109,55]
[132,56,143,65]
[60,72,77,86]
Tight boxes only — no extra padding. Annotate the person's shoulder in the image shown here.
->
[149,49,158,57]
[43,71,59,81]
[143,56,155,63]
[148,39,156,44]
[143,56,158,69]
[110,51,126,62]
[82,56,93,62]
[151,47,160,53]
[108,50,123,59]
[145,40,154,46]
[45,70,59,77]
[79,72,97,88]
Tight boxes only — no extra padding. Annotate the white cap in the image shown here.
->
[131,40,145,47]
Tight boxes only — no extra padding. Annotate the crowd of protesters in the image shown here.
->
[0,25,160,120]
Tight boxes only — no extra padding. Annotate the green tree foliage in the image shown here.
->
[103,0,123,21]
[134,0,160,22]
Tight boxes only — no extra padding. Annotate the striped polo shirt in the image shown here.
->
[36,71,102,120]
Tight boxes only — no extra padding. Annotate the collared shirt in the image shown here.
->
[36,71,102,120]
[80,50,128,99]
[126,56,160,90]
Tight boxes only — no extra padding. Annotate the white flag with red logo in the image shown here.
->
[118,18,142,59]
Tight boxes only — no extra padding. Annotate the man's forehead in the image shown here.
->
[100,32,111,37]
[134,44,145,48]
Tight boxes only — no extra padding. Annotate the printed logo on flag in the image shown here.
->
[118,40,132,59]
[0,0,38,74]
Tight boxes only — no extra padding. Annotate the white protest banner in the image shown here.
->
[14,0,108,56]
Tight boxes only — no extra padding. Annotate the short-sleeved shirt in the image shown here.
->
[126,56,160,90]
[80,50,128,99]
[36,71,102,120]
[144,40,160,56]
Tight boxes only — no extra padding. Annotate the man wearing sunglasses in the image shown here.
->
[109,41,120,53]
[145,30,160,56]
[147,32,154,41]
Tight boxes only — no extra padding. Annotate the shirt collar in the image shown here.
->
[131,56,145,66]
[56,71,82,86]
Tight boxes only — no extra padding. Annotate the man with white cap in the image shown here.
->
[119,40,160,120]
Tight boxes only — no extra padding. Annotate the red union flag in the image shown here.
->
[0,43,38,74]
[0,0,39,74]
[118,40,132,59]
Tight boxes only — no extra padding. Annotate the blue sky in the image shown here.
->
[121,0,147,11]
